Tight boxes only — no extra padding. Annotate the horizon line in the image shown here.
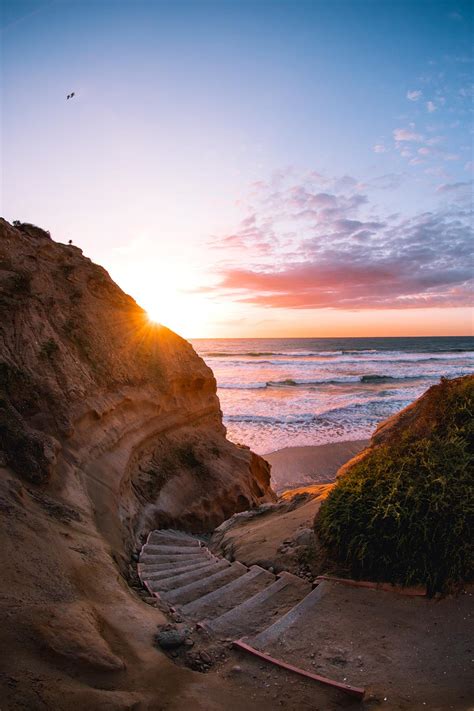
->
[187,333,474,340]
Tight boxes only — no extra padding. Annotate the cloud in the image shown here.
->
[393,128,423,142]
[426,101,437,113]
[436,181,473,193]
[367,173,404,190]
[373,144,387,153]
[426,136,443,146]
[407,90,422,101]
[201,171,473,311]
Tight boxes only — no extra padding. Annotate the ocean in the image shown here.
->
[191,336,474,455]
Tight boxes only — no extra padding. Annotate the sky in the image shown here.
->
[1,0,473,338]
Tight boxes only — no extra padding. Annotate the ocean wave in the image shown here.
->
[218,374,439,391]
[210,356,474,371]
[204,348,474,362]
[266,376,358,387]
[224,398,410,426]
[204,351,278,357]
[219,382,267,390]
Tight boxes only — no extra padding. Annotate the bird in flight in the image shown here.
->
[66,92,75,100]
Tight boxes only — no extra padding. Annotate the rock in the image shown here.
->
[0,217,278,706]
[199,651,212,664]
[155,627,187,650]
[293,527,313,546]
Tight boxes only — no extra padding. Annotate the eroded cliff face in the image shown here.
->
[0,218,274,709]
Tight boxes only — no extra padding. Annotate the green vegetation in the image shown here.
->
[315,377,473,595]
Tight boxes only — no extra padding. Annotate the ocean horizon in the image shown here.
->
[191,335,474,454]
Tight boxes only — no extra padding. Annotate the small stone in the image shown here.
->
[185,638,194,647]
[231,665,242,674]
[155,627,186,650]
[199,651,212,664]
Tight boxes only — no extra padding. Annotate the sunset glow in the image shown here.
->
[1,0,472,338]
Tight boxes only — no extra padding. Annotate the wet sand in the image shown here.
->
[265,439,369,492]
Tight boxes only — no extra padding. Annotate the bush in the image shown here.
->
[315,377,474,595]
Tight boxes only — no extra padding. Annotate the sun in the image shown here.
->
[142,291,209,337]
[146,307,162,325]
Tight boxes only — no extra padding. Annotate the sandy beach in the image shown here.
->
[265,439,369,492]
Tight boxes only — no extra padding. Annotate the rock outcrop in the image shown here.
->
[0,218,274,708]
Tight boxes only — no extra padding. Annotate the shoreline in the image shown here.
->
[264,439,369,493]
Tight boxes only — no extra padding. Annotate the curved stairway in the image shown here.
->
[138,529,365,699]
[138,528,311,638]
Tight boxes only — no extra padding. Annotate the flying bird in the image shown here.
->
[66,92,75,100]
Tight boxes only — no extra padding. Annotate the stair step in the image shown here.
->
[139,551,210,565]
[139,558,220,580]
[203,571,311,639]
[143,544,204,556]
[179,565,275,620]
[147,559,230,592]
[161,562,248,606]
[148,531,202,547]
[146,536,202,549]
[248,581,329,650]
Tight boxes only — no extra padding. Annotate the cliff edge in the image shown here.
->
[0,218,275,709]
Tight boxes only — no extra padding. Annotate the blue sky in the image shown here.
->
[1,0,472,336]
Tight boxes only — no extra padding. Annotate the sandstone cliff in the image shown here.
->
[0,218,275,709]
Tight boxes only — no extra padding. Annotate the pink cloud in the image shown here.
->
[200,171,473,311]
[393,128,423,142]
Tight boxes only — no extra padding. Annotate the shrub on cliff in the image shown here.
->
[315,376,473,595]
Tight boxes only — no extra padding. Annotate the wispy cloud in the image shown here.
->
[407,90,422,101]
[436,180,472,193]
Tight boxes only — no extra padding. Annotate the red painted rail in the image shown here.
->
[233,638,365,700]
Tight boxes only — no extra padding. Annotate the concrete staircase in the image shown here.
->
[138,528,312,640]
[138,529,365,700]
